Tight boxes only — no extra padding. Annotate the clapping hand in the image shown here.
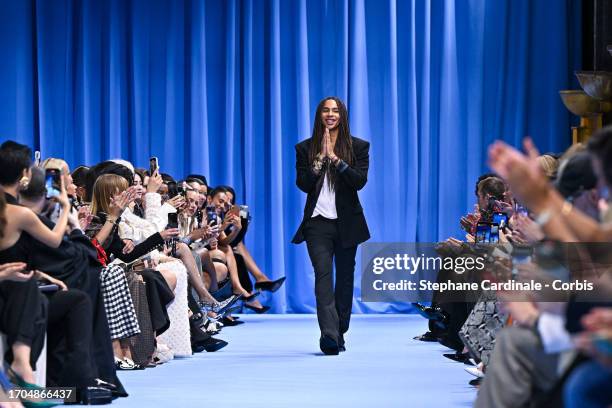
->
[77,206,94,230]
[109,187,138,217]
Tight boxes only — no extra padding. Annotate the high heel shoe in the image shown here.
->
[7,367,61,407]
[244,303,270,314]
[254,277,286,293]
[239,291,260,302]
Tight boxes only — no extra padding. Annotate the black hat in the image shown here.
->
[554,152,598,198]
[186,174,208,186]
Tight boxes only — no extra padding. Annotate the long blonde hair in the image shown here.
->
[91,174,128,215]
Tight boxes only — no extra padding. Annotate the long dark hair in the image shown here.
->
[308,97,354,190]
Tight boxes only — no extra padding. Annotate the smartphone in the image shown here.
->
[206,206,219,226]
[493,212,509,229]
[489,223,500,243]
[167,213,178,228]
[149,157,159,176]
[38,282,59,293]
[515,202,529,217]
[34,150,41,166]
[228,205,240,217]
[475,223,490,243]
[239,205,249,219]
[167,181,179,198]
[180,182,188,198]
[45,168,62,199]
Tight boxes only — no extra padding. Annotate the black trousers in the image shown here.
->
[304,216,357,344]
[0,279,47,369]
[47,289,94,388]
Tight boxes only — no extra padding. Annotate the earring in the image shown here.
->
[19,176,30,189]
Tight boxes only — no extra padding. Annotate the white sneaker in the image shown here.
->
[464,366,485,378]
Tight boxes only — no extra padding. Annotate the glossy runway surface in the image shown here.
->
[115,314,477,407]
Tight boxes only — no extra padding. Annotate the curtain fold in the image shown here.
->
[0,0,581,313]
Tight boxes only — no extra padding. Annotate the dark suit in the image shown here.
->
[292,136,370,345]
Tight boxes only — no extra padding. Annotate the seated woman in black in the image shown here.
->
[0,141,70,388]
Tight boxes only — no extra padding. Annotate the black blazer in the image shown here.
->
[292,136,371,248]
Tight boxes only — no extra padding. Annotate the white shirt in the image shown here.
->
[312,173,337,219]
[537,312,573,354]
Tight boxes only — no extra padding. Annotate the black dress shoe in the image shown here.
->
[221,316,245,326]
[413,331,438,342]
[69,386,113,405]
[469,378,482,387]
[200,337,228,352]
[254,277,286,293]
[320,335,339,355]
[443,352,471,363]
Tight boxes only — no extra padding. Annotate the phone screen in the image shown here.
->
[167,181,178,198]
[489,223,500,243]
[149,157,159,176]
[475,223,490,243]
[45,169,61,199]
[492,213,508,229]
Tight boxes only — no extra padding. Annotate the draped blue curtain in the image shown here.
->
[0,0,581,313]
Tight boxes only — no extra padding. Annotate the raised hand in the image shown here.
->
[109,188,137,217]
[55,174,70,209]
[147,172,163,193]
[166,195,185,209]
[77,205,93,230]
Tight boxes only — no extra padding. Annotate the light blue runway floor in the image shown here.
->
[115,314,477,408]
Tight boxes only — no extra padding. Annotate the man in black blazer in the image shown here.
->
[292,97,370,355]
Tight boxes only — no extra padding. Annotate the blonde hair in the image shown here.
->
[42,158,69,174]
[536,155,559,179]
[91,174,129,215]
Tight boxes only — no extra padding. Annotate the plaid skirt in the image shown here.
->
[100,264,141,340]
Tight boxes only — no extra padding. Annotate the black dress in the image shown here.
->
[0,206,47,369]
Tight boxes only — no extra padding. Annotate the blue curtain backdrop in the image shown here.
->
[0,0,581,313]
